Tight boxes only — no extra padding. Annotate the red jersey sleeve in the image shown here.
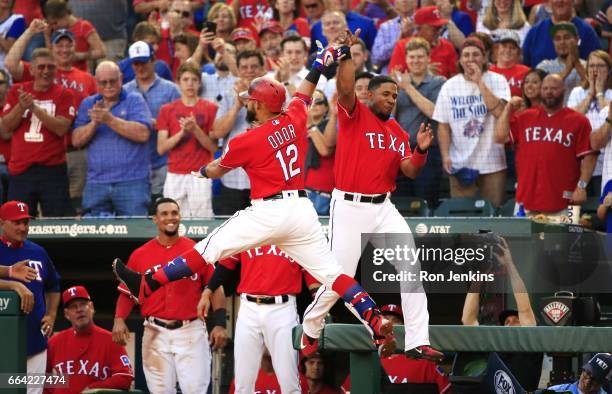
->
[219,255,241,270]
[80,19,96,39]
[157,104,171,132]
[219,134,251,169]
[575,114,593,158]
[388,39,408,73]
[86,343,133,389]
[2,84,19,115]
[199,262,216,286]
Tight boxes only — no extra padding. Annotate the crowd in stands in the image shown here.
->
[0,0,610,229]
[0,1,611,390]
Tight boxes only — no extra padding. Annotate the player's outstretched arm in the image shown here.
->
[194,157,232,180]
[336,29,361,113]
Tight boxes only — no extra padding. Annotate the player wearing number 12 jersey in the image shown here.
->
[113,41,398,358]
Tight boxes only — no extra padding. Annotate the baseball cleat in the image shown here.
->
[372,317,396,358]
[405,345,445,363]
[112,258,142,304]
[300,333,320,357]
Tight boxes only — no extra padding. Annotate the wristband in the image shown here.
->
[410,148,428,168]
[211,308,227,328]
[199,165,209,178]
[305,67,322,85]
[416,145,428,154]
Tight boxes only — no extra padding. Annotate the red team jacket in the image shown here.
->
[45,324,133,393]
[219,245,317,295]
[116,237,214,320]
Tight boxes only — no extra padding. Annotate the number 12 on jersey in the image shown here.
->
[275,144,301,181]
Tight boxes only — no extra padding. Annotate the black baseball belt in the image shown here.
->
[245,295,290,304]
[343,192,387,204]
[262,190,307,201]
[147,317,197,330]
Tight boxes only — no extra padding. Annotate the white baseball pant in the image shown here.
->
[27,350,46,394]
[234,294,301,394]
[163,173,213,218]
[142,318,211,394]
[302,189,431,351]
[193,193,343,289]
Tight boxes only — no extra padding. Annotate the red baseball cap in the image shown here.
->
[381,304,404,319]
[414,6,448,27]
[259,20,283,36]
[231,28,256,42]
[0,201,32,221]
[62,286,91,305]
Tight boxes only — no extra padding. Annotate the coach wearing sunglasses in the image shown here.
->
[0,48,75,217]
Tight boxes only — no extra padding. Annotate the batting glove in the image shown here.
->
[311,40,350,72]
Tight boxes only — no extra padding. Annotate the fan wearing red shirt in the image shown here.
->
[494,74,598,214]
[388,6,457,79]
[157,1,199,75]
[301,353,341,394]
[157,63,218,218]
[229,0,274,33]
[489,31,529,98]
[46,286,133,394]
[202,244,317,393]
[44,0,106,71]
[1,48,75,217]
[6,22,97,105]
[112,198,228,394]
[112,46,397,360]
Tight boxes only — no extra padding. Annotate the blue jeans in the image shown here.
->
[307,189,331,216]
[83,179,150,217]
[8,164,72,216]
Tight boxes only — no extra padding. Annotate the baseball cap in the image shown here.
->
[62,285,91,305]
[0,201,32,221]
[239,77,286,113]
[381,304,404,320]
[461,37,486,54]
[498,309,519,326]
[582,353,612,384]
[259,20,283,36]
[51,29,75,45]
[414,6,448,27]
[128,41,154,63]
[231,28,256,42]
[550,22,578,38]
[494,30,521,47]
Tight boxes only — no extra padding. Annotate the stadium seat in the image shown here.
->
[433,198,495,217]
[390,196,429,217]
[499,198,517,217]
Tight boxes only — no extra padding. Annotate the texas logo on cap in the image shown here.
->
[62,286,91,305]
[0,201,32,221]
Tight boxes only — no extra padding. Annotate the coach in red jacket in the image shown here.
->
[46,286,133,393]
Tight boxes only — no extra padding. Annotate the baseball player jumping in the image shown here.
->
[302,29,444,363]
[113,38,397,358]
